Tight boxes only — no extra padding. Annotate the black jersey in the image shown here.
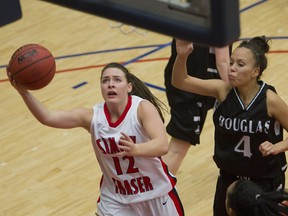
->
[213,81,287,178]
[164,39,221,105]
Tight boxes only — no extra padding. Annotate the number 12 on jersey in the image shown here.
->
[112,156,139,175]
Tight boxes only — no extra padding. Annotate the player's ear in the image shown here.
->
[252,67,260,78]
[127,82,132,93]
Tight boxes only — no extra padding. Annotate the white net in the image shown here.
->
[109,22,147,36]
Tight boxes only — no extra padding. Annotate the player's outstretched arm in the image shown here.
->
[172,39,227,100]
[7,70,92,130]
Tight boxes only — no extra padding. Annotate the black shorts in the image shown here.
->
[166,97,213,145]
[213,169,286,216]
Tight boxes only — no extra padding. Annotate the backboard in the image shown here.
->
[0,0,22,27]
[41,0,240,47]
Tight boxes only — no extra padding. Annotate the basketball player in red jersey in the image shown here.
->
[7,62,184,216]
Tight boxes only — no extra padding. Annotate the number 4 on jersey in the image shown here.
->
[234,135,252,158]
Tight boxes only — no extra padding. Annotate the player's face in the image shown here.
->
[228,47,260,87]
[101,67,132,104]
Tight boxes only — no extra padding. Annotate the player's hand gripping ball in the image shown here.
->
[8,44,56,90]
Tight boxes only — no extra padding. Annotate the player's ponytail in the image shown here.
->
[254,191,288,216]
[227,180,288,216]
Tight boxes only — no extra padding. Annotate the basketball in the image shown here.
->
[8,44,56,90]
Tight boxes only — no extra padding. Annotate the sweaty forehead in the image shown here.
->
[102,67,125,77]
[231,47,254,61]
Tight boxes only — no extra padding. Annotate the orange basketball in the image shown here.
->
[8,44,56,90]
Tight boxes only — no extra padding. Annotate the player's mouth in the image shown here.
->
[107,91,117,96]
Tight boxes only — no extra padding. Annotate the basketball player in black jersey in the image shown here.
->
[172,36,288,216]
[162,38,230,175]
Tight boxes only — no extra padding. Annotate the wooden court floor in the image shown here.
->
[0,0,288,215]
